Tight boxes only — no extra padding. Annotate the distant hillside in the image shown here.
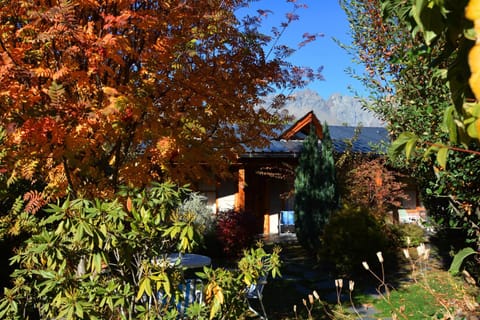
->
[284,90,384,127]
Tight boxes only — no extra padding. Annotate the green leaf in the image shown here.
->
[389,132,418,160]
[443,105,458,143]
[467,120,478,139]
[75,303,84,318]
[93,253,103,273]
[448,247,477,275]
[423,144,439,160]
[405,137,417,160]
[436,147,448,169]
[413,0,444,45]
[136,277,152,301]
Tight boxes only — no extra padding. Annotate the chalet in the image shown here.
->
[198,111,423,234]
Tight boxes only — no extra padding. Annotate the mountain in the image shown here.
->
[284,89,384,127]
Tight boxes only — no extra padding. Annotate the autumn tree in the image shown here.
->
[0,0,321,200]
[344,158,407,218]
[294,123,337,251]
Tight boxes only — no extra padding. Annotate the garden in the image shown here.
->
[1,0,480,319]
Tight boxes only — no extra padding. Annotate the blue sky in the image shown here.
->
[236,0,365,98]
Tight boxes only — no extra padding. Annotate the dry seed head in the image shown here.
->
[335,278,343,288]
[309,294,314,304]
[362,261,370,270]
[313,290,320,300]
[302,298,307,307]
[402,248,410,259]
[293,305,297,313]
[349,280,355,291]
[423,248,430,260]
[416,243,426,257]
[376,251,384,263]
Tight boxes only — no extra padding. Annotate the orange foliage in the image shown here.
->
[345,158,409,216]
[0,0,318,199]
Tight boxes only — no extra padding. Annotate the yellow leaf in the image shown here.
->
[108,155,116,166]
[466,0,480,21]
[469,67,480,101]
[476,118,480,141]
[102,86,119,96]
[136,277,152,301]
[437,147,449,169]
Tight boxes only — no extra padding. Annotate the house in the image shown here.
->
[198,111,422,234]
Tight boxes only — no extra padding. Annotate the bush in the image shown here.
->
[0,183,202,319]
[178,192,216,247]
[215,209,258,258]
[320,205,399,277]
[197,243,282,319]
[392,223,426,247]
[0,183,283,320]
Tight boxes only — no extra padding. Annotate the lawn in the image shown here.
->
[369,270,479,319]
[257,235,480,320]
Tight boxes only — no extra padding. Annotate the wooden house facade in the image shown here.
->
[198,111,423,234]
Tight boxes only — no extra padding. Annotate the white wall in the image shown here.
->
[217,179,236,212]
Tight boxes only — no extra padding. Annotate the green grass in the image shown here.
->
[261,255,479,319]
[355,270,478,319]
[259,237,479,319]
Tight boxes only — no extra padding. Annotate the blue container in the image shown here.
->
[280,211,294,225]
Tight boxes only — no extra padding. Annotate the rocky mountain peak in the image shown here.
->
[286,90,383,127]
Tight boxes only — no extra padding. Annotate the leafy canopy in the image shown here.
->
[0,0,320,200]
[341,0,480,244]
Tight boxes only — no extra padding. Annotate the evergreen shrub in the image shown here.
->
[392,222,426,247]
[320,205,399,277]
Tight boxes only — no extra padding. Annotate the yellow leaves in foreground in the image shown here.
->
[467,0,480,100]
[466,0,480,21]
[205,281,224,320]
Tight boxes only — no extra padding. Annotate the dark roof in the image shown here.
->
[329,126,389,153]
[241,125,388,158]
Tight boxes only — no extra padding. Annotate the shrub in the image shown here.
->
[216,209,258,257]
[0,183,202,319]
[0,183,281,320]
[178,192,216,247]
[198,243,282,319]
[320,205,399,277]
[392,222,426,247]
[343,158,408,218]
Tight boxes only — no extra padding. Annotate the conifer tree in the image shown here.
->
[294,123,338,250]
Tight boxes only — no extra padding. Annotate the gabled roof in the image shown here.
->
[278,111,323,140]
[241,111,388,158]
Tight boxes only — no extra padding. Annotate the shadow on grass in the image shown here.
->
[258,232,453,320]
